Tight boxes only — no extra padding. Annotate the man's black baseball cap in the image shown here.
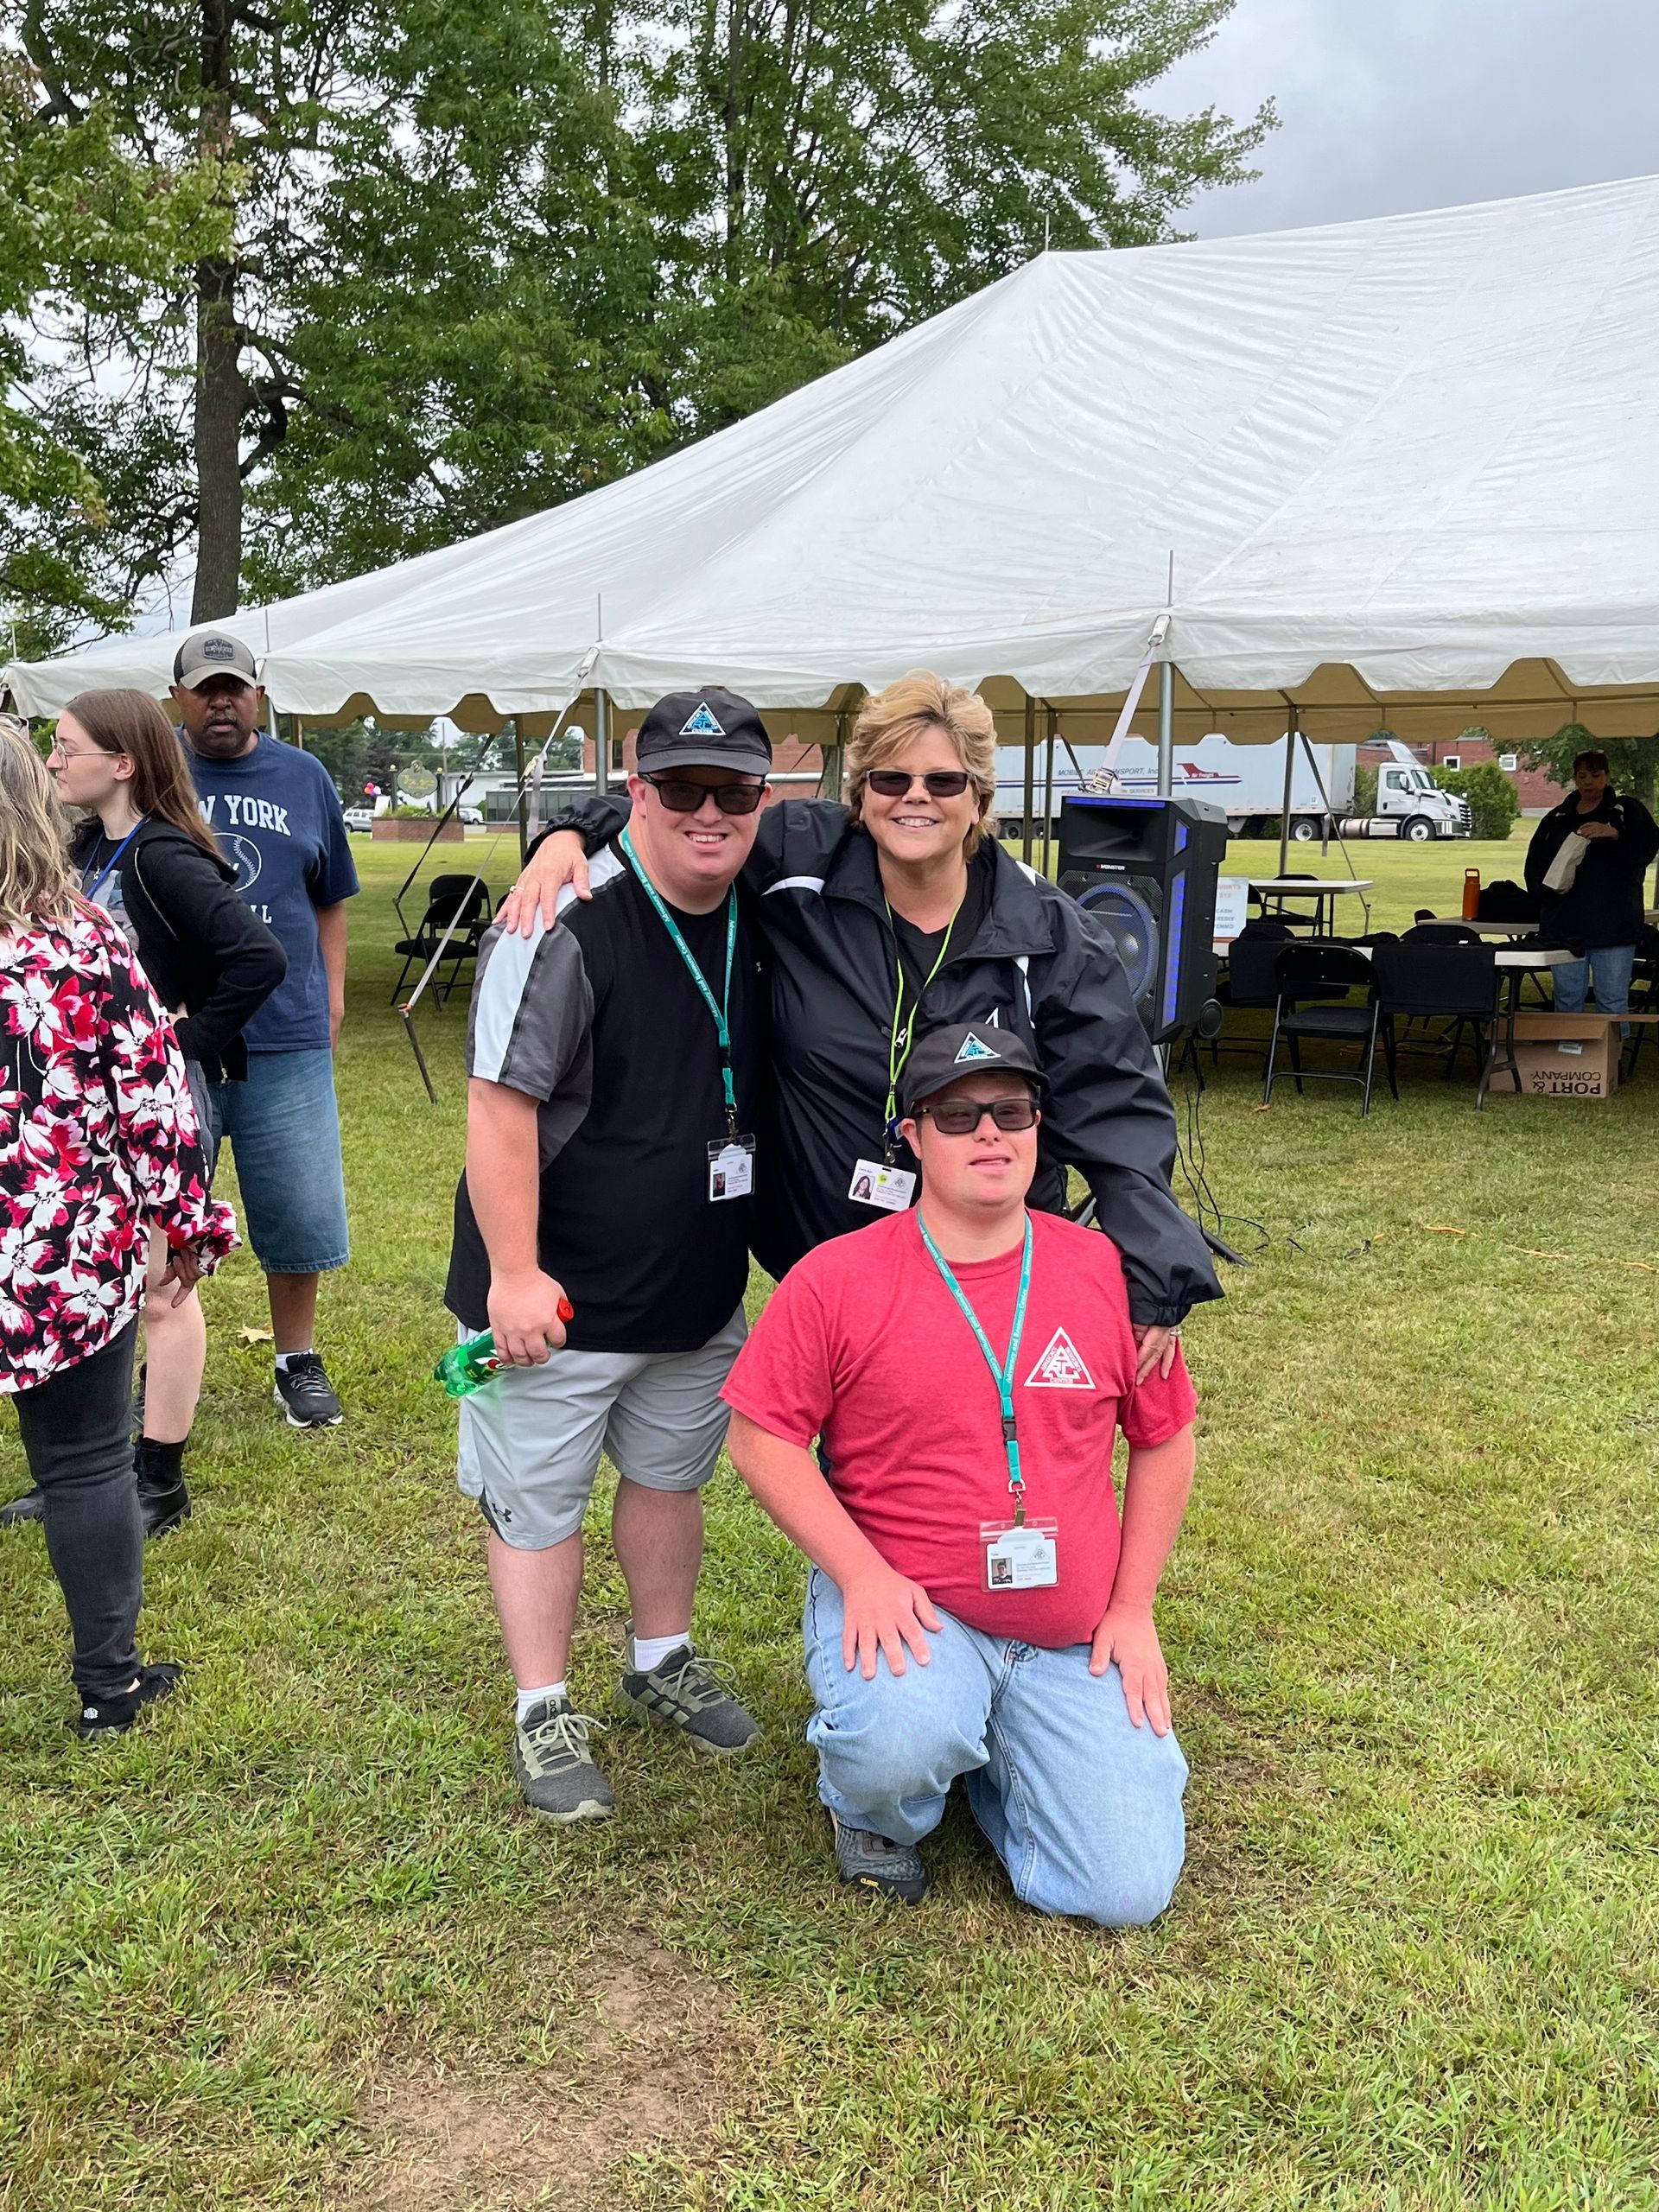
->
[899,1022,1044,1117]
[635,689,772,777]
[173,631,259,689]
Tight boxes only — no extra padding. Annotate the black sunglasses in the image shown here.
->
[917,1097,1039,1135]
[643,773,766,816]
[864,768,973,799]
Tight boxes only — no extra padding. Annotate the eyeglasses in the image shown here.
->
[863,768,972,800]
[917,1096,1039,1135]
[643,774,766,816]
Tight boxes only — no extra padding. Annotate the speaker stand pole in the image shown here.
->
[1156,658,1174,798]
[1022,695,1036,864]
[1039,705,1057,878]
[1276,699,1298,880]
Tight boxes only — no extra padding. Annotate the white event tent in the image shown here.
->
[11,170,1659,752]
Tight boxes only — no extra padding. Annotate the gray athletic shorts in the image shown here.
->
[455,1305,747,1551]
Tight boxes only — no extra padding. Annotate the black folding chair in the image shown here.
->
[1263,942,1393,1115]
[1370,941,1504,1107]
[1211,932,1289,1071]
[389,874,493,1007]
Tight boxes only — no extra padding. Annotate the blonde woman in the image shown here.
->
[502,671,1217,1368]
[0,729,234,1737]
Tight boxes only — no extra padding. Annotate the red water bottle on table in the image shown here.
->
[1462,868,1481,920]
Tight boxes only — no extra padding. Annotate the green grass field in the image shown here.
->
[2,826,1656,2212]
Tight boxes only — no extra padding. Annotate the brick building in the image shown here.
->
[1357,734,1565,815]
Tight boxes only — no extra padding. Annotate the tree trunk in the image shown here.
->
[191,0,243,623]
[191,253,245,620]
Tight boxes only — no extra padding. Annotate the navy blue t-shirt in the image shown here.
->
[187,734,359,1052]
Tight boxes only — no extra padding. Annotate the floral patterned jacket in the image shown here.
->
[0,900,237,1394]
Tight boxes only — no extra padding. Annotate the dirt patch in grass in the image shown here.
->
[348,1929,737,2210]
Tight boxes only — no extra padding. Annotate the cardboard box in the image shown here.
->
[1487,1013,1620,1098]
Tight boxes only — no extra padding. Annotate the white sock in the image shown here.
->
[515,1681,566,1723]
[274,1350,314,1372]
[631,1630,691,1674]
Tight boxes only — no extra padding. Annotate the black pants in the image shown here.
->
[12,1324,143,1701]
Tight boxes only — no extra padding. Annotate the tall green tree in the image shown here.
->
[9,0,1269,637]
[1517,725,1659,814]
[0,48,226,653]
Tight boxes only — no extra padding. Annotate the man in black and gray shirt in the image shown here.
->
[446,690,771,1821]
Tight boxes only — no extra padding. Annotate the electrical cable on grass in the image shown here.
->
[1172,1058,1281,1259]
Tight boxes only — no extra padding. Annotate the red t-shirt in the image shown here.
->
[721,1208,1197,1648]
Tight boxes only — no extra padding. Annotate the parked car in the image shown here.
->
[343,805,375,834]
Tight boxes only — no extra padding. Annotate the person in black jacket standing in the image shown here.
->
[1525,748,1659,1019]
[0,689,285,1535]
[505,672,1219,1370]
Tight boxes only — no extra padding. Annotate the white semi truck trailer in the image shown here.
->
[996,734,1469,843]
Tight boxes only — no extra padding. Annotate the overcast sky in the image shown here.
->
[1158,0,1656,238]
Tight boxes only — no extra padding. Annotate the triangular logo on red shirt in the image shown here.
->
[1023,1326,1095,1389]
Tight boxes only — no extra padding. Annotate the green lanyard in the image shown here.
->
[620,828,739,1135]
[882,897,962,1147]
[918,1213,1033,1521]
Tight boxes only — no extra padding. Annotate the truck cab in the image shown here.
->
[1373,762,1469,840]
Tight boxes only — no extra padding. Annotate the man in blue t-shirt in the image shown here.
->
[173,632,359,1428]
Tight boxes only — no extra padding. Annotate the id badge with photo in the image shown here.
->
[849,1158,915,1211]
[980,1517,1059,1591]
[707,1135,755,1202]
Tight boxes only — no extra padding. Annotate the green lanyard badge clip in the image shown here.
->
[882,897,961,1160]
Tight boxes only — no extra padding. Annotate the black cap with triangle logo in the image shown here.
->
[899,1021,1044,1116]
[635,689,772,776]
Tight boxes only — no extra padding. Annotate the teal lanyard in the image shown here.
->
[620,828,739,1135]
[83,823,142,908]
[918,1214,1033,1521]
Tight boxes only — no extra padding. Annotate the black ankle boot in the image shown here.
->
[134,1437,190,1538]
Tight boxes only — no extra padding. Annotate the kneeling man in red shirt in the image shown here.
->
[722,1020,1198,1917]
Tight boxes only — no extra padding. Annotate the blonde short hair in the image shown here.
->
[0,725,73,930]
[845,671,998,857]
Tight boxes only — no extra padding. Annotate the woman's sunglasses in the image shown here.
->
[643,773,766,816]
[863,768,973,799]
[917,1097,1039,1135]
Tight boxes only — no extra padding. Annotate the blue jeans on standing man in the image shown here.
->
[802,1568,1189,1927]
[1551,944,1634,1016]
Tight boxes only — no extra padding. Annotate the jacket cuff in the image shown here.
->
[1130,1299,1191,1332]
[536,811,596,855]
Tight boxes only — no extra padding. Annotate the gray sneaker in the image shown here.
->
[512,1696,613,1823]
[615,1642,761,1756]
[830,1810,929,1905]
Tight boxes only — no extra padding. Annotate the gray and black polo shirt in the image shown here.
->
[444,842,763,1354]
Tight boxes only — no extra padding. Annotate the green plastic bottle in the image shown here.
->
[435,1302,574,1398]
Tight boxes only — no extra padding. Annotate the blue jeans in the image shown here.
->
[206,1049,349,1276]
[1552,944,1634,1016]
[803,1569,1189,1926]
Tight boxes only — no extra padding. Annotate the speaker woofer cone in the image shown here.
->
[1076,881,1161,1001]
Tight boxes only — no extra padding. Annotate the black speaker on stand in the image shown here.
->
[1058,794,1229,1043]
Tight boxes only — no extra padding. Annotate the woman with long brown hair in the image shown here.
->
[0,726,234,1735]
[0,690,282,1537]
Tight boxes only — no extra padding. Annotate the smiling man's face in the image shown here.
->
[173,673,263,759]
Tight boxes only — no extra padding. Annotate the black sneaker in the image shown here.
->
[0,1486,44,1528]
[134,1440,190,1539]
[616,1642,761,1756]
[273,1353,343,1428]
[830,1810,929,1905]
[513,1696,613,1823]
[76,1662,182,1742]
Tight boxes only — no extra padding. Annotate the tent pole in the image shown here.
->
[1040,706,1057,877]
[1156,660,1173,797]
[513,717,529,865]
[1276,702,1299,879]
[594,689,610,797]
[1022,696,1036,862]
